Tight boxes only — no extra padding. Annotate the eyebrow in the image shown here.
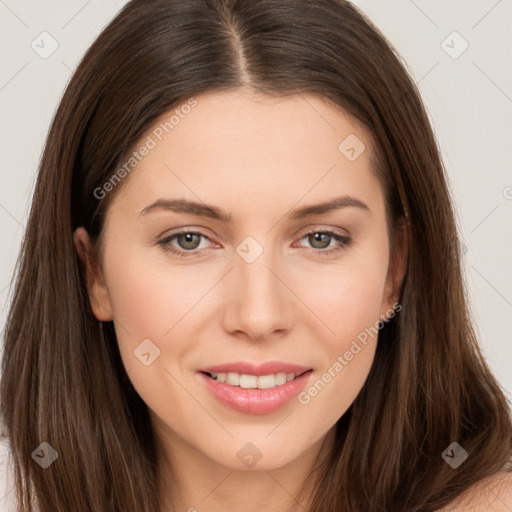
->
[138,195,370,222]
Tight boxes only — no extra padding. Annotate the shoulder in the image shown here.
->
[437,470,512,511]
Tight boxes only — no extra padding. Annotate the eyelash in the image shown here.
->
[157,229,351,258]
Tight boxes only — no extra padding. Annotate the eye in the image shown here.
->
[295,229,351,256]
[158,230,214,257]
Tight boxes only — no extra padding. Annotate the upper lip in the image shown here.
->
[199,361,312,376]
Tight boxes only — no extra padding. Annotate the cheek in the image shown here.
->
[296,275,383,426]
[316,272,383,371]
[104,246,214,341]
[293,252,388,416]
[295,256,388,347]
[100,242,218,392]
[101,252,206,415]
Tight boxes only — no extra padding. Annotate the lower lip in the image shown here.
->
[198,371,312,415]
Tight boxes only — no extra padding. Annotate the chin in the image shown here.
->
[199,435,312,472]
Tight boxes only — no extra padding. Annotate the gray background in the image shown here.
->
[1,0,511,404]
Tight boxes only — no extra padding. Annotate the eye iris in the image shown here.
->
[309,232,331,249]
[178,233,201,250]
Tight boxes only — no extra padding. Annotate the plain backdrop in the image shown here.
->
[1,0,511,413]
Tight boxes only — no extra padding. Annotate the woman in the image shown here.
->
[1,0,511,511]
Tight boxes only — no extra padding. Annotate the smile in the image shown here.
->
[197,362,313,414]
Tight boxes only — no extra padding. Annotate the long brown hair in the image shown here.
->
[2,0,511,510]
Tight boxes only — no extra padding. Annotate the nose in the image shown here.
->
[220,244,296,341]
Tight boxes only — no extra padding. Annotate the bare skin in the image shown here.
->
[74,88,411,511]
[438,471,512,511]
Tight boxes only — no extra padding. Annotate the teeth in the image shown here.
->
[209,372,300,389]
[240,374,258,388]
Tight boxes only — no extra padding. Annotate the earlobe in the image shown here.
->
[73,227,113,321]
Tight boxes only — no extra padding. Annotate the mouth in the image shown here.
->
[197,362,313,414]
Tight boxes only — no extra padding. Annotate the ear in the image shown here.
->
[380,217,408,320]
[73,227,113,321]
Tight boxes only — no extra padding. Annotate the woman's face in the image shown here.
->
[76,89,406,472]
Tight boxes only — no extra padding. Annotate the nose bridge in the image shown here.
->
[235,236,284,309]
[221,234,294,338]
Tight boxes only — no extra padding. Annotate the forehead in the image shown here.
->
[107,89,384,223]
